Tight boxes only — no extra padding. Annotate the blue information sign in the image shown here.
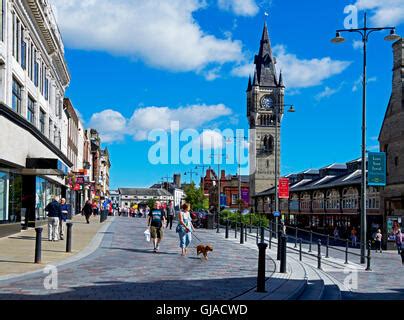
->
[273,211,280,217]
[368,152,386,186]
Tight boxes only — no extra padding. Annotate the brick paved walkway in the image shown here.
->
[0,217,275,300]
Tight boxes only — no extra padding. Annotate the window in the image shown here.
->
[312,191,325,209]
[0,171,6,222]
[54,125,57,144]
[12,78,22,114]
[326,189,340,209]
[39,109,45,134]
[34,57,39,87]
[395,156,399,167]
[342,188,358,209]
[367,187,380,209]
[231,194,238,205]
[48,119,52,140]
[300,193,311,211]
[27,96,35,125]
[45,78,49,100]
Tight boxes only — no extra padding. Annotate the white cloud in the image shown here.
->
[355,0,404,26]
[218,0,259,16]
[88,109,127,143]
[232,46,351,89]
[273,45,352,89]
[199,130,224,150]
[315,86,341,101]
[51,0,244,75]
[352,76,377,92]
[353,40,363,50]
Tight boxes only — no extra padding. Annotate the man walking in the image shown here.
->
[59,198,70,240]
[45,196,61,241]
[82,200,93,224]
[147,202,166,253]
[166,200,175,230]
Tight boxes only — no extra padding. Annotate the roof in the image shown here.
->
[321,163,347,170]
[118,188,172,197]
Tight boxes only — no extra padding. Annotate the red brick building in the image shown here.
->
[201,169,249,211]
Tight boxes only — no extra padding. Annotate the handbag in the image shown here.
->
[144,229,151,242]
[176,224,185,233]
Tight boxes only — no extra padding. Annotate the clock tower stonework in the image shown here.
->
[247,23,284,208]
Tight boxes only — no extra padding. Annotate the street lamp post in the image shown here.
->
[331,13,400,263]
[210,152,227,233]
[273,103,295,237]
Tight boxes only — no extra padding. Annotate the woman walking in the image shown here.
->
[177,203,195,256]
[82,200,93,224]
[396,229,403,255]
[374,229,383,253]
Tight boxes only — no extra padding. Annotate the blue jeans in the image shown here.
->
[179,231,192,249]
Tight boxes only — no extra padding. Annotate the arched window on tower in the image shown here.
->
[263,135,274,154]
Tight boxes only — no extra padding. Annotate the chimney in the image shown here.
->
[221,170,226,180]
[173,174,181,188]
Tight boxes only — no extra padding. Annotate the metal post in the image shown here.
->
[245,224,248,242]
[280,235,287,273]
[326,235,330,258]
[34,227,42,264]
[317,240,322,270]
[277,230,281,261]
[345,239,349,264]
[66,223,73,253]
[268,227,272,249]
[360,14,368,265]
[256,225,259,244]
[295,226,298,248]
[225,220,229,239]
[240,223,244,244]
[260,226,265,244]
[256,242,268,293]
[309,230,313,252]
[235,222,238,239]
[366,240,372,271]
[299,238,302,261]
[274,104,279,240]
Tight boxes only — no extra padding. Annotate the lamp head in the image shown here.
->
[384,29,401,42]
[288,105,296,113]
[331,32,345,44]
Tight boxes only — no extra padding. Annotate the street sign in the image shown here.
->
[368,152,386,186]
[278,178,290,199]
[273,211,280,217]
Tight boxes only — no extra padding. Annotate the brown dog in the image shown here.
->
[196,244,213,260]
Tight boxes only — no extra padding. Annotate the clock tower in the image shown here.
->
[247,22,285,208]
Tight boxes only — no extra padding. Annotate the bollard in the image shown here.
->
[277,230,281,261]
[299,238,303,261]
[366,240,372,271]
[280,235,287,273]
[249,223,252,234]
[245,224,248,242]
[345,239,349,264]
[295,226,298,248]
[34,227,42,264]
[66,223,73,253]
[240,223,244,244]
[235,222,238,239]
[317,240,322,270]
[225,220,229,239]
[260,226,265,244]
[256,242,268,293]
[256,225,259,244]
[268,227,272,249]
[326,235,330,258]
[309,230,313,252]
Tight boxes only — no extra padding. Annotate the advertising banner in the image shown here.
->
[241,188,250,205]
[368,152,386,186]
[278,178,290,199]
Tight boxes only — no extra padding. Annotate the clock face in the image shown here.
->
[261,95,273,110]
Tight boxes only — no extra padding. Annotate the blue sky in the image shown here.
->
[52,0,404,189]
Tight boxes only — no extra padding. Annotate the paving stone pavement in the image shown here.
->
[258,228,404,300]
[0,217,275,300]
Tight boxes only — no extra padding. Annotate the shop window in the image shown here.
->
[8,173,22,223]
[0,171,6,222]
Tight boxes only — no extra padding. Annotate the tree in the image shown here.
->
[184,182,208,210]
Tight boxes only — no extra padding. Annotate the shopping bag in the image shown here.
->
[144,229,151,242]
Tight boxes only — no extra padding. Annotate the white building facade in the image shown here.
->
[0,0,70,236]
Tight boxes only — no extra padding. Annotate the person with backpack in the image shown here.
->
[59,198,70,240]
[147,202,166,253]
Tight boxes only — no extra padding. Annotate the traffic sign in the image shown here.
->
[273,211,280,217]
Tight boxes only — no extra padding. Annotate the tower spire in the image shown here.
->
[254,22,277,87]
[246,75,252,91]
[278,70,284,87]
